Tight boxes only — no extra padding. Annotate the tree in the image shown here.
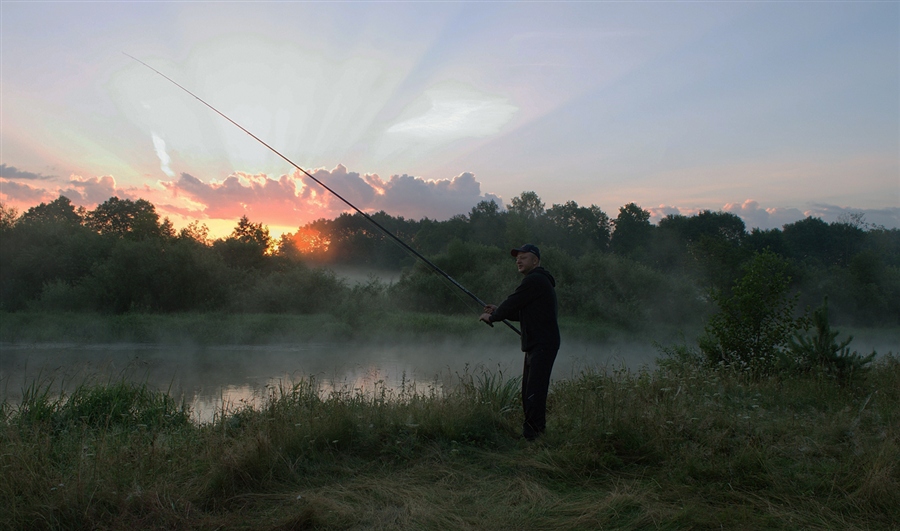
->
[19,196,84,227]
[178,221,210,245]
[788,297,875,386]
[699,249,807,377]
[508,191,545,220]
[610,203,653,258]
[781,216,864,268]
[0,202,19,232]
[663,210,747,289]
[469,199,505,247]
[86,197,171,240]
[1,196,108,311]
[213,216,272,270]
[544,201,610,254]
[231,215,271,247]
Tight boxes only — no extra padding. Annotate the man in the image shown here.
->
[480,244,560,441]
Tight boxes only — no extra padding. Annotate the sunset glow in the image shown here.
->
[1,2,897,236]
[288,227,331,255]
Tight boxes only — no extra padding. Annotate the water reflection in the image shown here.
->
[0,341,660,423]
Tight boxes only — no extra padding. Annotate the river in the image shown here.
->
[0,340,660,423]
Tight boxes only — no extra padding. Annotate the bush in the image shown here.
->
[788,297,876,386]
[234,265,346,314]
[700,249,807,377]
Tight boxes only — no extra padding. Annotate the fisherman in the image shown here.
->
[480,244,560,441]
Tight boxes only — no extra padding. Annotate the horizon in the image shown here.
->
[2,3,898,238]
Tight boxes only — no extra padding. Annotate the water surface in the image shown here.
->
[1,340,658,423]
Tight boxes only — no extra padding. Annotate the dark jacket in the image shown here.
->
[489,266,560,352]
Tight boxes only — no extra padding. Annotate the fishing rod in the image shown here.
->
[125,53,521,336]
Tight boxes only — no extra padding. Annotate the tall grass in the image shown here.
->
[2,357,897,530]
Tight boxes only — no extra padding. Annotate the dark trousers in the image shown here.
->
[521,348,558,440]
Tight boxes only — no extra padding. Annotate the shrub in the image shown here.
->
[699,249,807,377]
[788,297,876,386]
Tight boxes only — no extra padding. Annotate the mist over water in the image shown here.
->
[1,339,660,423]
[2,329,895,423]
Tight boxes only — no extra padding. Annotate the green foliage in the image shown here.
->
[2,193,899,328]
[235,265,346,314]
[610,202,653,258]
[0,201,19,231]
[700,249,808,377]
[2,359,899,529]
[783,216,866,268]
[13,378,190,431]
[655,210,748,290]
[800,253,900,326]
[542,200,611,255]
[0,198,109,311]
[390,239,512,314]
[86,196,173,240]
[507,191,545,220]
[552,249,704,329]
[212,215,272,270]
[788,297,876,385]
[18,195,85,226]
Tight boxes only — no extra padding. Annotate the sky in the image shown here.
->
[1,1,898,238]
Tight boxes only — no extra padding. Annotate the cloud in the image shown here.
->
[159,165,502,226]
[151,133,175,178]
[369,171,502,220]
[299,165,377,214]
[59,175,131,205]
[0,179,56,204]
[0,164,56,181]
[386,83,518,140]
[388,99,518,139]
[649,199,900,231]
[803,203,900,230]
[722,200,807,230]
[162,171,305,222]
[1,172,138,210]
[646,204,684,221]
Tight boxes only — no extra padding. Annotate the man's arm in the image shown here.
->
[490,275,541,323]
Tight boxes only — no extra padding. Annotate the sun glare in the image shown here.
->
[289,227,331,254]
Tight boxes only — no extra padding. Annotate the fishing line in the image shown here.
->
[125,53,520,336]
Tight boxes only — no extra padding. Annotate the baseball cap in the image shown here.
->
[510,244,540,259]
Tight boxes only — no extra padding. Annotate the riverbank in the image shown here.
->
[0,312,669,425]
[2,352,898,530]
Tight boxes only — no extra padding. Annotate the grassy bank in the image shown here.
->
[2,354,897,530]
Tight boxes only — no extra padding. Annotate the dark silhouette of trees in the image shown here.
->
[19,196,85,226]
[508,191,545,220]
[86,197,173,240]
[213,215,272,271]
[1,193,897,326]
[543,201,611,255]
[656,210,748,290]
[610,203,654,258]
[468,199,505,247]
[1,196,107,310]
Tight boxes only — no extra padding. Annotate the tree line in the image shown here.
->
[1,193,897,328]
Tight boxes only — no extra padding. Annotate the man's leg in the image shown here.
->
[522,349,558,440]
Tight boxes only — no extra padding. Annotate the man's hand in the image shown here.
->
[479,304,497,326]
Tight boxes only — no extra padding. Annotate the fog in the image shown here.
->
[0,339,660,423]
[2,329,895,423]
